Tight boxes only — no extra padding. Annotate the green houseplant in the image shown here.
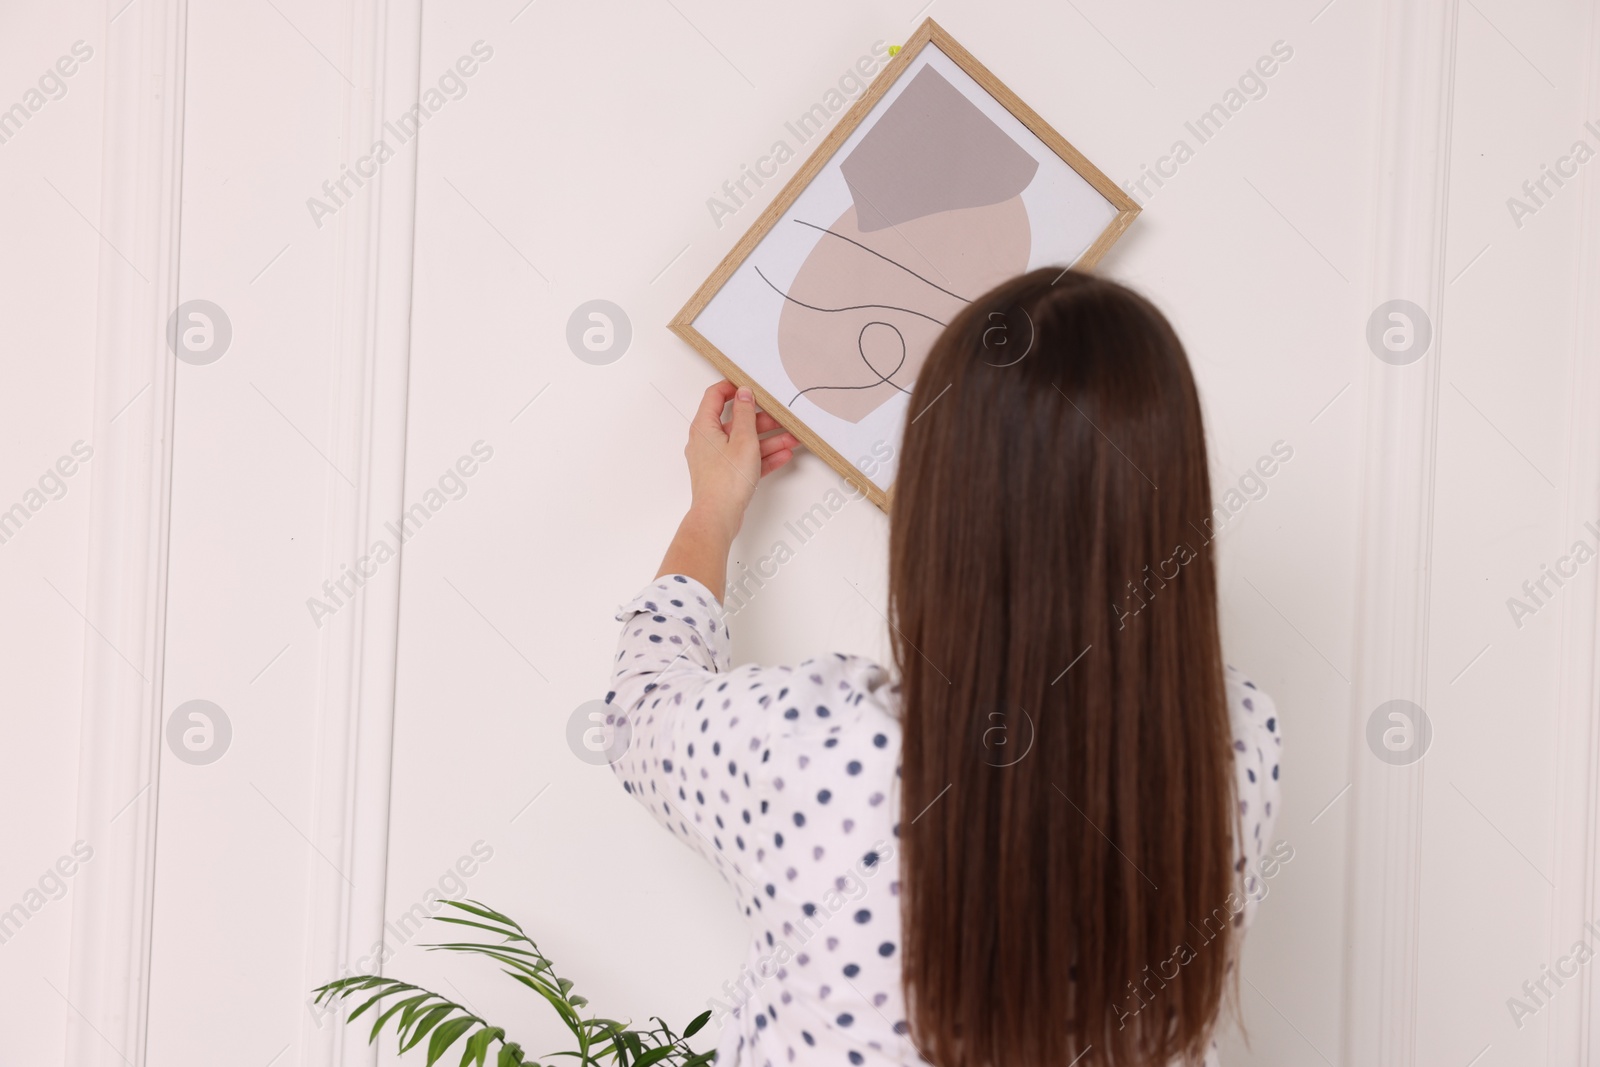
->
[314,900,714,1067]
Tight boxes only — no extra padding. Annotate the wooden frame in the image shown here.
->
[669,17,1139,512]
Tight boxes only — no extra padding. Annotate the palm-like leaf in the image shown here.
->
[314,900,715,1067]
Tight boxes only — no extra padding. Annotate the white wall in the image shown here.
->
[0,5,105,1065]
[386,4,1377,1065]
[3,1,1599,1066]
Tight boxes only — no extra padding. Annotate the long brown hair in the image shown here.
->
[891,268,1237,1067]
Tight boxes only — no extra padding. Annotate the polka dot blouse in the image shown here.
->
[608,575,1282,1067]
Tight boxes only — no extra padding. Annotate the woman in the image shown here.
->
[606,269,1281,1067]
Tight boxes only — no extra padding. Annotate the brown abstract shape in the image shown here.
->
[775,195,1031,424]
[839,66,1039,232]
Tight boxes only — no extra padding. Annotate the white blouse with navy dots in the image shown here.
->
[609,575,1282,1067]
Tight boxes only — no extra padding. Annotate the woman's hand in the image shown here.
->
[683,380,800,540]
[656,380,800,600]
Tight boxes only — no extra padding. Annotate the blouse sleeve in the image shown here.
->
[1227,668,1284,932]
[610,573,732,698]
[605,574,893,914]
[606,574,763,895]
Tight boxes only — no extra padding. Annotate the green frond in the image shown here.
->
[314,901,715,1067]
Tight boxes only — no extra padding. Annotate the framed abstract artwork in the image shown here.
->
[670,18,1139,511]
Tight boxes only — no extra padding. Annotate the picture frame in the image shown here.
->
[669,17,1140,512]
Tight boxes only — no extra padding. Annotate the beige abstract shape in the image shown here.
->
[772,66,1039,423]
[775,195,1032,423]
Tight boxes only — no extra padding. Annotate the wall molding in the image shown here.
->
[63,3,428,1063]
[1341,0,1460,1064]
[296,2,425,1065]
[1546,4,1600,1060]
[62,1,189,1064]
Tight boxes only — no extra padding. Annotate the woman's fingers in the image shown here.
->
[693,380,739,435]
[729,415,786,437]
[759,432,799,458]
[728,387,758,448]
[693,381,797,469]
[760,448,794,477]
